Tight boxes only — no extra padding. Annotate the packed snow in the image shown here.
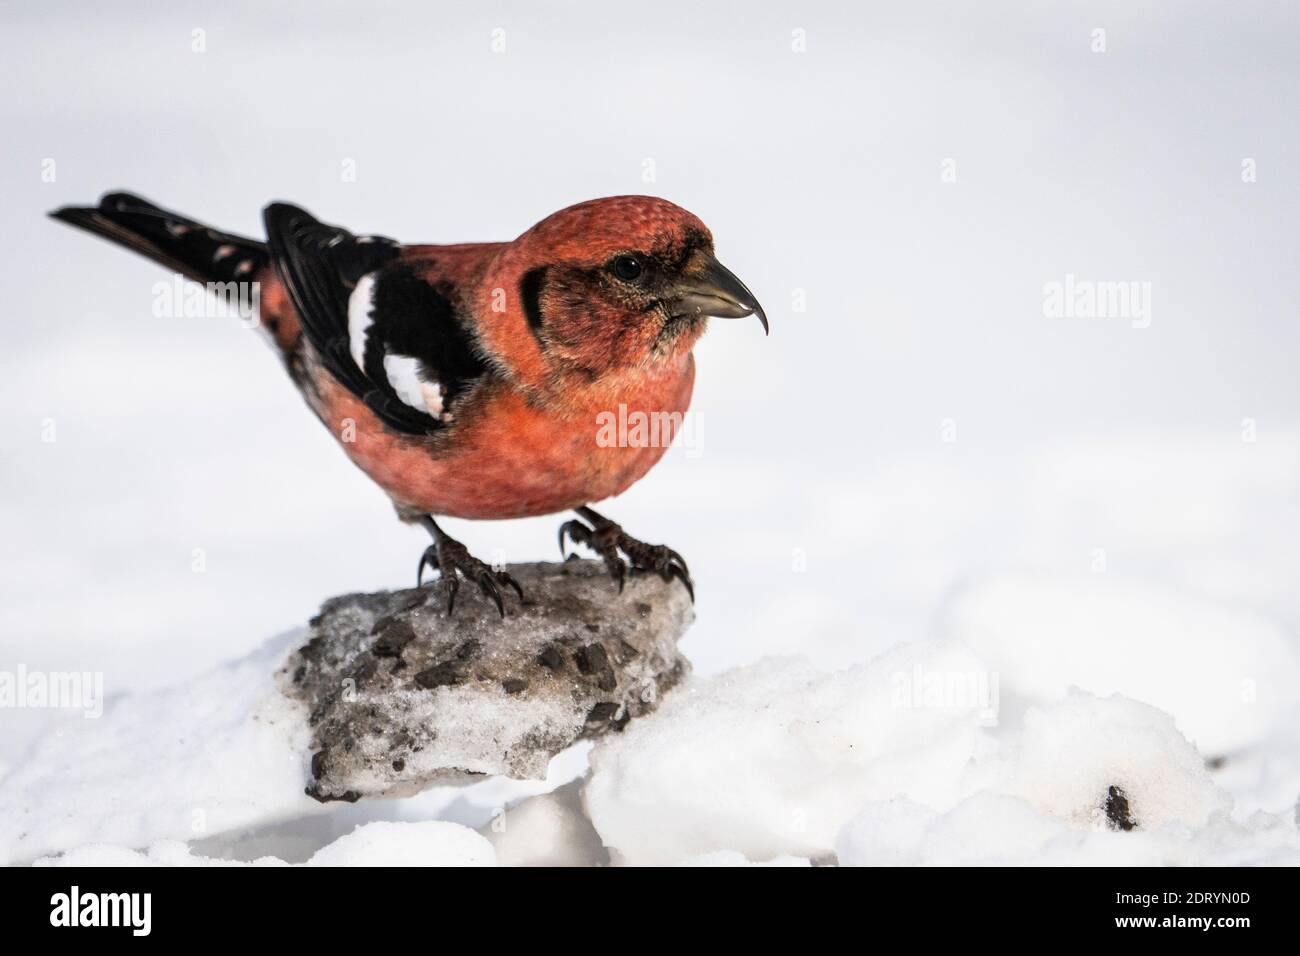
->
[945,573,1300,755]
[34,821,495,867]
[585,642,993,865]
[484,781,606,867]
[305,821,495,867]
[8,576,1298,866]
[586,657,1299,866]
[0,631,321,865]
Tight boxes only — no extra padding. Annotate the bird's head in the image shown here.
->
[480,196,765,383]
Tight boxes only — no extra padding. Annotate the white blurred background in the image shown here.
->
[2,1,1298,772]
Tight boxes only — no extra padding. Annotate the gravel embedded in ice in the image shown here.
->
[289,561,692,801]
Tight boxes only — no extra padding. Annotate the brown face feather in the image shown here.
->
[536,244,711,373]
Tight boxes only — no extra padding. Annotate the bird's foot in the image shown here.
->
[559,507,693,602]
[417,519,523,618]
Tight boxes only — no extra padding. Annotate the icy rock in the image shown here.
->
[284,560,692,802]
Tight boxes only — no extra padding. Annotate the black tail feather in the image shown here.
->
[49,192,269,285]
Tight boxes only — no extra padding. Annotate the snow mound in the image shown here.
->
[306,821,495,867]
[837,691,1300,866]
[0,631,318,866]
[1000,691,1230,829]
[584,641,995,865]
[586,628,1297,867]
[945,573,1300,754]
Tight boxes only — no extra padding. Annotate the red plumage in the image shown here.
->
[50,192,766,612]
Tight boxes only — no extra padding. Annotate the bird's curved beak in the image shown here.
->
[668,255,769,334]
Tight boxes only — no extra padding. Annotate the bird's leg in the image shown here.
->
[416,516,524,618]
[558,506,694,601]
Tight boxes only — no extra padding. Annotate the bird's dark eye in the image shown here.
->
[611,255,643,281]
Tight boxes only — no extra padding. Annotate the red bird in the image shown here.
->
[50,193,766,614]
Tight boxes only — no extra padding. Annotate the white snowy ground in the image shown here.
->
[2,1,1299,865]
[4,431,1300,866]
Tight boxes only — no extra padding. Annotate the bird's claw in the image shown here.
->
[559,516,693,602]
[418,539,523,618]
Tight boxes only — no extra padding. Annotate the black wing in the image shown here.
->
[264,202,461,436]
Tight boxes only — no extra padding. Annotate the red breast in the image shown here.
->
[309,354,696,519]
